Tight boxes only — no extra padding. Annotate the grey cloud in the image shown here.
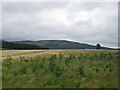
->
[2,2,118,48]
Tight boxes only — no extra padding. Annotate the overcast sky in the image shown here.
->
[2,2,118,48]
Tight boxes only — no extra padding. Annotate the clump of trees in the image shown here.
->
[96,43,101,49]
[2,41,49,50]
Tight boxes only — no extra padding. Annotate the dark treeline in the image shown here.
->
[2,41,49,50]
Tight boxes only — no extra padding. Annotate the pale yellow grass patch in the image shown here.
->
[2,49,117,61]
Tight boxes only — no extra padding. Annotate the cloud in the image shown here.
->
[2,2,118,48]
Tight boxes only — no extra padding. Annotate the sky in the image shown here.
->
[2,2,118,48]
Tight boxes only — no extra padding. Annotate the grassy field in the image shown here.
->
[2,49,119,88]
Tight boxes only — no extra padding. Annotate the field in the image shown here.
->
[2,49,119,88]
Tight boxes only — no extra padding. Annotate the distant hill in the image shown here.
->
[2,41,49,50]
[13,40,114,50]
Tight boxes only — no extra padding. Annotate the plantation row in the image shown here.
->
[2,51,119,88]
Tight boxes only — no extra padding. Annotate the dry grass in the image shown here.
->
[2,49,117,61]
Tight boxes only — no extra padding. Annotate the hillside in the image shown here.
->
[2,41,49,50]
[13,40,113,49]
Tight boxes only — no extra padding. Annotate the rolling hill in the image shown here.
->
[2,41,49,50]
[13,40,114,50]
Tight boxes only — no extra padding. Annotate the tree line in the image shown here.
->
[2,41,49,50]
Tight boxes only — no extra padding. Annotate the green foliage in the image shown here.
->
[19,66,27,74]
[40,62,44,69]
[99,84,106,88]
[96,68,99,72]
[53,65,63,77]
[19,56,25,62]
[3,56,13,67]
[107,82,112,88]
[80,53,83,58]
[92,66,96,70]
[106,64,109,69]
[32,64,39,73]
[24,59,28,62]
[59,53,63,62]
[42,57,46,62]
[13,71,19,76]
[51,54,57,60]
[2,50,118,88]
[49,60,56,72]
[75,80,81,87]
[78,56,81,60]
[69,54,75,60]
[49,54,57,62]
[65,58,70,66]
[78,66,84,76]
[109,68,112,72]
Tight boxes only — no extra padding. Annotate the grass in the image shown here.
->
[2,49,119,88]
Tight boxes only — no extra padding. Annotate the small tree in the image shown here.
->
[53,65,63,77]
[96,43,101,49]
[78,66,84,76]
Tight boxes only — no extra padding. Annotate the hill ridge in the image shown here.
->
[13,40,114,50]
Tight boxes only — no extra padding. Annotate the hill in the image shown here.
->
[13,40,114,50]
[2,41,49,50]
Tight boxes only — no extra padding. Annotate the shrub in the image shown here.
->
[108,62,111,66]
[80,53,83,58]
[44,67,49,73]
[19,56,25,62]
[94,53,98,58]
[106,64,109,69]
[42,57,46,62]
[32,65,36,73]
[49,61,56,72]
[45,76,56,86]
[109,68,112,72]
[59,53,63,59]
[19,66,27,74]
[75,80,81,87]
[89,56,93,61]
[104,68,106,71]
[53,65,63,77]
[65,58,70,66]
[78,66,84,76]
[98,63,101,66]
[13,71,18,76]
[107,82,112,88]
[100,85,106,88]
[99,52,104,59]
[49,55,57,62]
[3,56,13,66]
[40,62,44,69]
[51,54,57,60]
[82,64,84,68]
[32,63,40,73]
[24,59,28,63]
[78,56,81,60]
[92,66,96,70]
[69,54,75,60]
[107,72,111,76]
[96,68,99,72]
[87,73,93,80]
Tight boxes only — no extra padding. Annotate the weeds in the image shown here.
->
[2,50,118,88]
